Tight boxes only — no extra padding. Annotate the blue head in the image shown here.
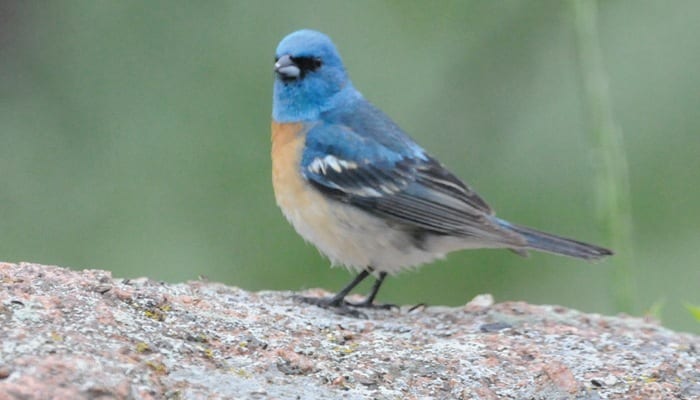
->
[272,30,360,122]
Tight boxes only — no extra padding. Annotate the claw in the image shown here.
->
[407,303,427,313]
[296,295,368,319]
[345,299,398,310]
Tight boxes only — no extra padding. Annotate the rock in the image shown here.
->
[0,262,698,399]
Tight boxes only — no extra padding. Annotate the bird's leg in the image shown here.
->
[346,271,397,310]
[298,269,370,310]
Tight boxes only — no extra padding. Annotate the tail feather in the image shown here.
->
[499,220,613,261]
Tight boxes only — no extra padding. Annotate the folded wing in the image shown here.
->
[301,122,526,247]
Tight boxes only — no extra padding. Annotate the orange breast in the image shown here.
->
[271,121,321,220]
[271,121,356,262]
[271,121,306,206]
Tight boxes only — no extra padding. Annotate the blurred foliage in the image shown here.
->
[571,0,635,312]
[687,305,700,323]
[1,0,698,333]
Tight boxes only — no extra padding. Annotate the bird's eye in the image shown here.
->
[291,56,322,72]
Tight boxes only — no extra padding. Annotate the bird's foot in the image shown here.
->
[295,295,368,319]
[345,298,398,310]
[294,270,397,318]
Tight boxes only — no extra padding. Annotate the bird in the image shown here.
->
[270,29,612,314]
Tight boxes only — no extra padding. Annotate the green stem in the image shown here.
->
[571,0,636,312]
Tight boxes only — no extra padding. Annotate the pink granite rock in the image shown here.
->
[1,262,698,399]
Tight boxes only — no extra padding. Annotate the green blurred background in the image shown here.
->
[1,1,698,333]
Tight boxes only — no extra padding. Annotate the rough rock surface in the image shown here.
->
[0,262,698,399]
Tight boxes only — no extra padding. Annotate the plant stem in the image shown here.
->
[571,0,636,312]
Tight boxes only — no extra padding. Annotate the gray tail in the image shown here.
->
[503,221,613,261]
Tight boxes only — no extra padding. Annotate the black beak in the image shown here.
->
[274,54,300,79]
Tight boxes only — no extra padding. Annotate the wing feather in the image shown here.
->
[301,122,525,246]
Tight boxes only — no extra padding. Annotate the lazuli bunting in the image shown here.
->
[271,30,612,314]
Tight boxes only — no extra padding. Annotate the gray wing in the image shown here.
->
[302,123,526,246]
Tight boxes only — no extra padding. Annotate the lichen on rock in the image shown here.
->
[0,262,698,399]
